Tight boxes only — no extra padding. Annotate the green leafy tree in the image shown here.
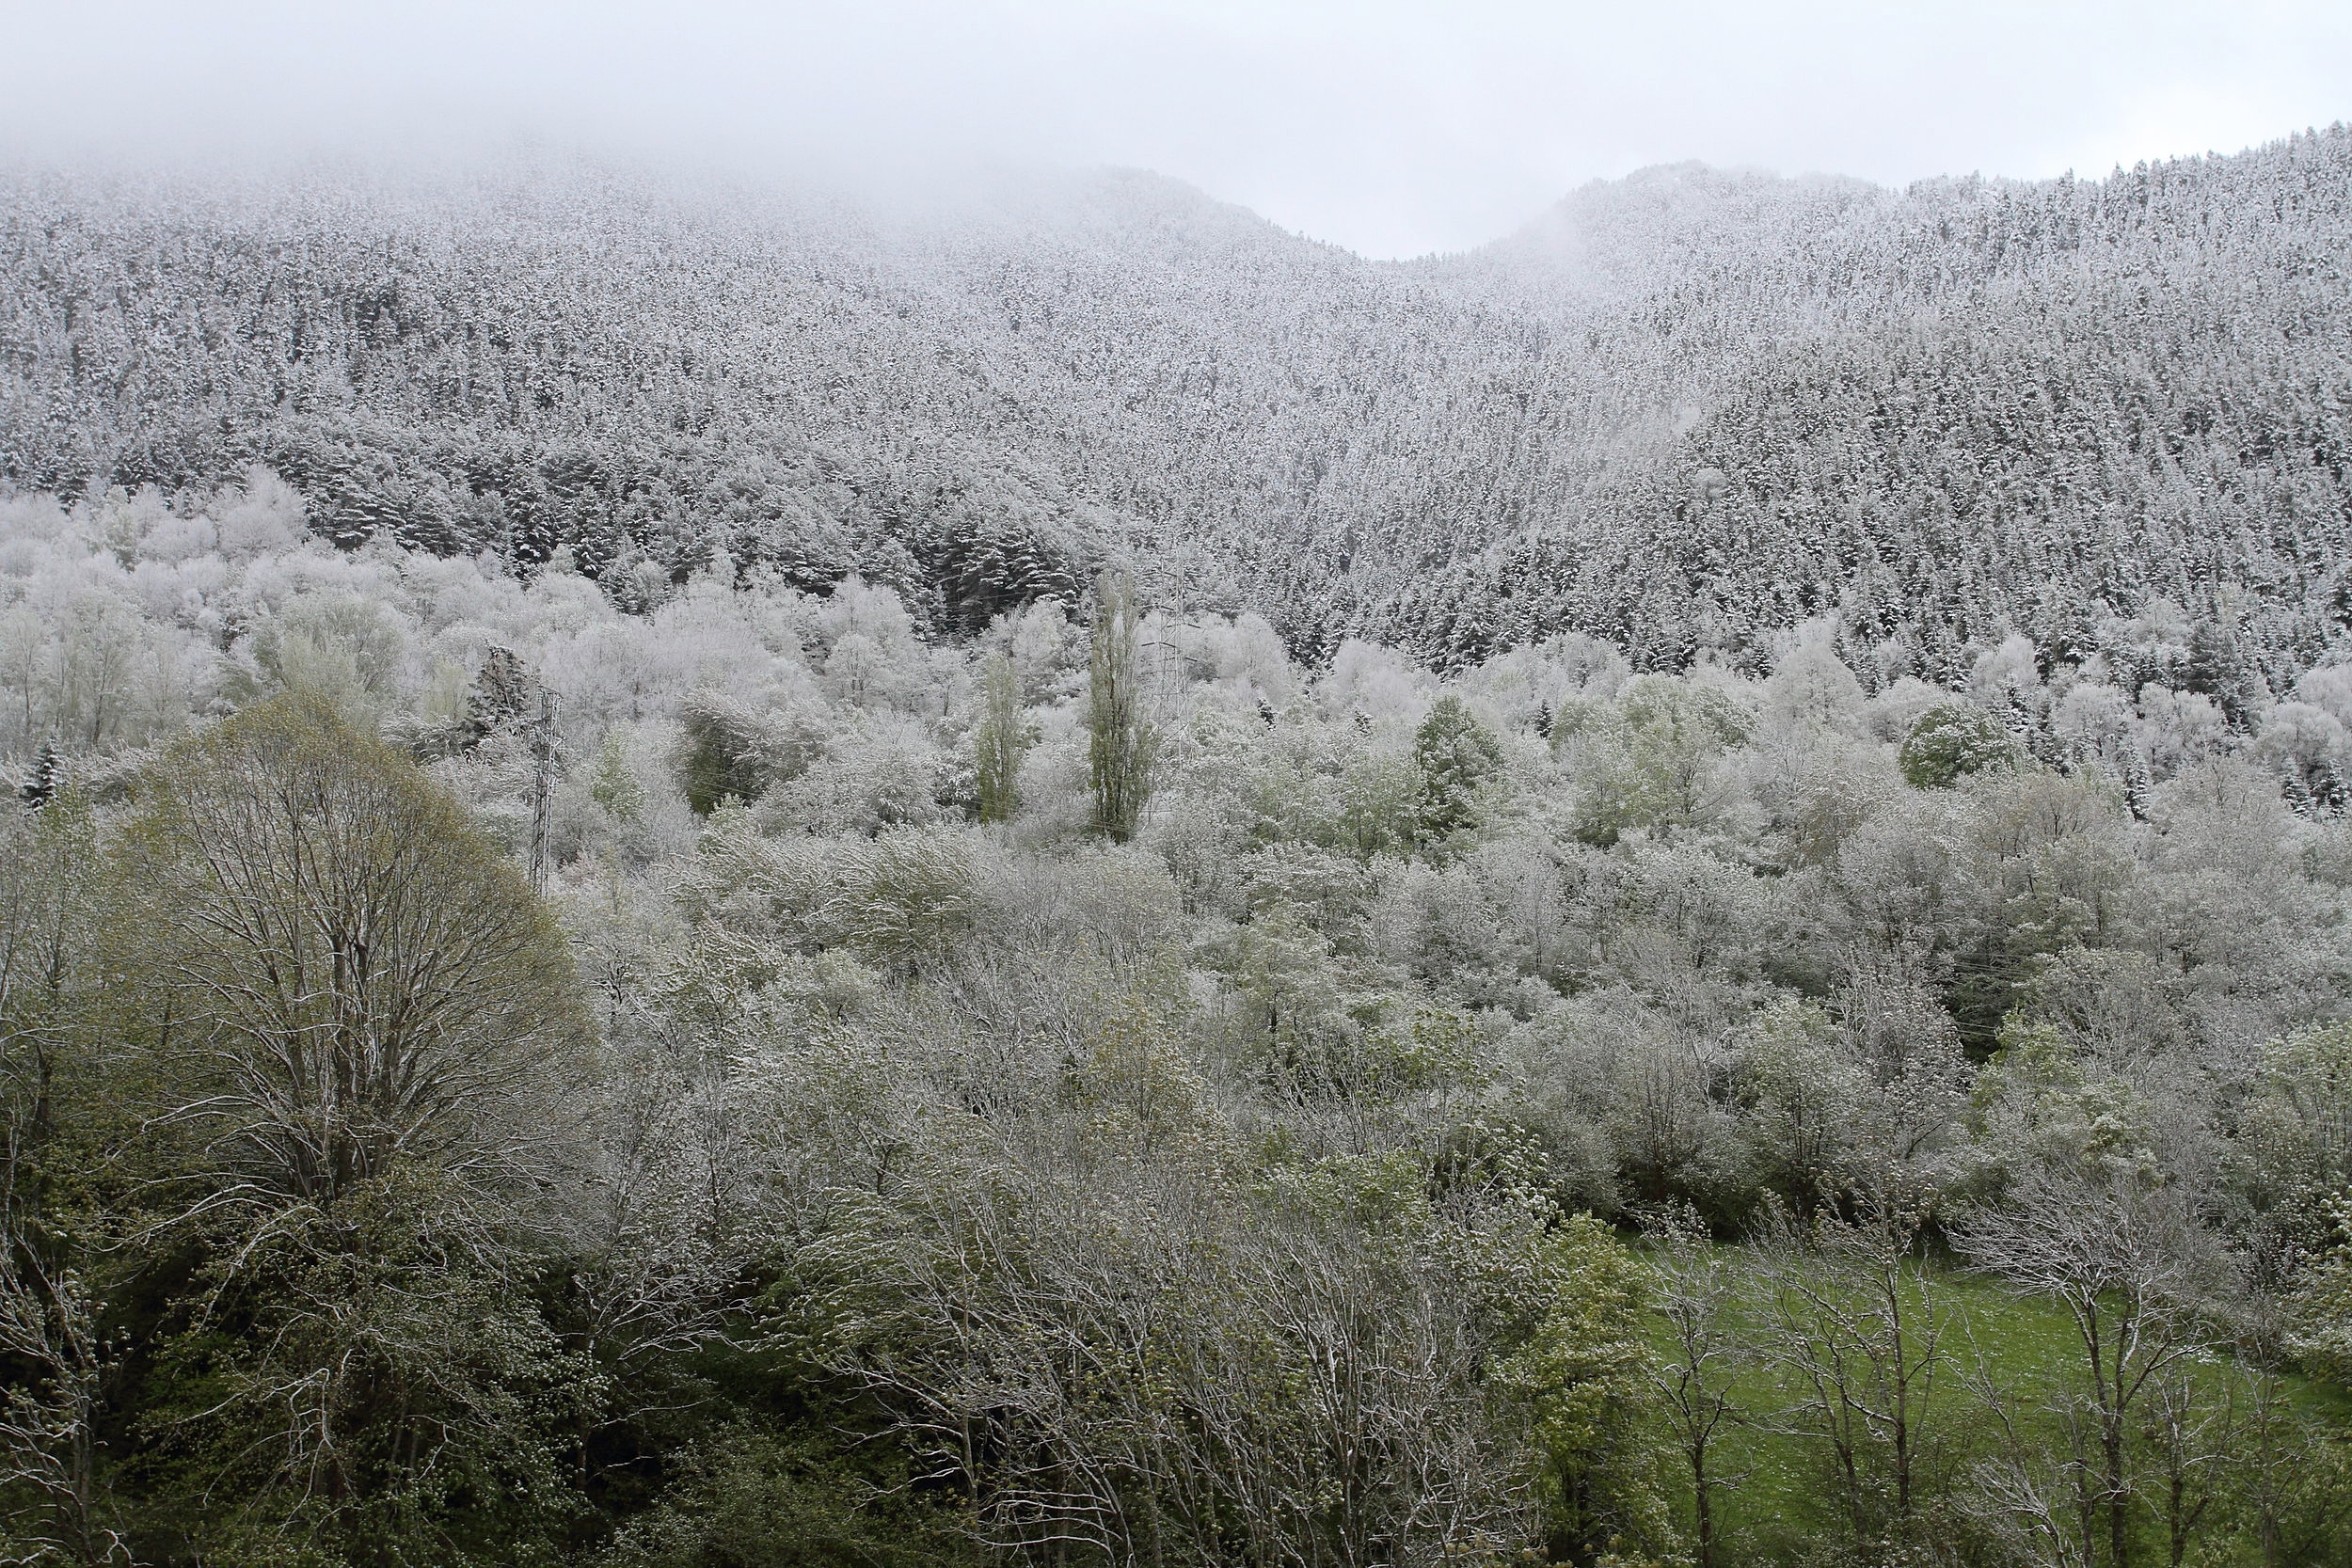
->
[0,790,125,1564]
[144,1166,598,1563]
[103,693,599,1560]
[1338,749,1418,859]
[973,652,1027,824]
[2289,1197,2352,1388]
[592,730,646,826]
[1572,675,1750,845]
[1088,573,1157,842]
[1486,1212,1673,1565]
[1899,702,2021,788]
[601,1427,981,1568]
[591,729,646,907]
[1410,694,1504,854]
[115,691,595,1209]
[675,692,780,814]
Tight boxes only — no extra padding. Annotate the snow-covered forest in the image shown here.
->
[4,117,2352,1568]
[0,471,2348,1565]
[7,129,2352,681]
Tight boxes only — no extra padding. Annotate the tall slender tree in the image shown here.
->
[974,652,1027,825]
[1088,573,1156,843]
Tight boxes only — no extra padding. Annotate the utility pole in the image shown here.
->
[528,688,560,895]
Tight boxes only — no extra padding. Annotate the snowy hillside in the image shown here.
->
[5,130,2349,688]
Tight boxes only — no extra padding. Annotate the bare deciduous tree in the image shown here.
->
[1754,1191,1952,1547]
[2136,1357,2237,1568]
[1645,1207,1751,1568]
[1950,1170,2219,1568]
[0,1242,123,1565]
[797,1120,1552,1568]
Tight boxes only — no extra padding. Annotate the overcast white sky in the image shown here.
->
[4,1,2347,258]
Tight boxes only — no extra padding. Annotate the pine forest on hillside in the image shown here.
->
[0,125,2349,1568]
[8,129,2352,680]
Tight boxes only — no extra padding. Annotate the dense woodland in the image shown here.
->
[5,129,2352,686]
[0,477,2347,1566]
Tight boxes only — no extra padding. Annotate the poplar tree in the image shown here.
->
[1087,573,1156,843]
[974,652,1027,824]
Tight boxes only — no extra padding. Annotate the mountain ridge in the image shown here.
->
[4,128,2348,693]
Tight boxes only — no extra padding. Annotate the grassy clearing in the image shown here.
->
[1640,1248,2352,1560]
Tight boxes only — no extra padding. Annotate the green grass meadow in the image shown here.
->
[1642,1253,2352,1564]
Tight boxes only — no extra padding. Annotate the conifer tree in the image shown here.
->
[17,742,59,812]
[1410,695,1503,853]
[471,645,532,740]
